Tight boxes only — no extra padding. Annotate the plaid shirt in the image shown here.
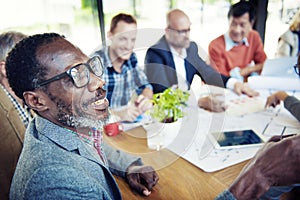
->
[66,127,108,165]
[94,47,152,108]
[1,84,32,127]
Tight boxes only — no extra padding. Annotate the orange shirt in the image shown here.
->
[208,30,267,76]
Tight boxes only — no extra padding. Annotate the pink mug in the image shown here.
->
[104,122,124,136]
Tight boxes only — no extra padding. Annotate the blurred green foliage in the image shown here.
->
[151,88,190,123]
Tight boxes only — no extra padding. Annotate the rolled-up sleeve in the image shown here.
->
[102,142,143,178]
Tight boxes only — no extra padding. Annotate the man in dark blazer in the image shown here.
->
[145,35,227,93]
[145,9,258,112]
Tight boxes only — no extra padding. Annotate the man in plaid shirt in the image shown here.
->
[93,13,153,122]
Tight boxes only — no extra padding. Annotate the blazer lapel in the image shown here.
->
[35,116,106,166]
[160,36,178,84]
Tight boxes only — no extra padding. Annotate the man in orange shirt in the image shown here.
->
[208,1,267,81]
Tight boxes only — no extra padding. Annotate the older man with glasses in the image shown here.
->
[144,9,258,113]
[34,56,103,88]
[7,33,158,199]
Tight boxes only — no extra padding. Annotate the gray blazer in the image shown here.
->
[10,116,142,200]
[285,96,300,122]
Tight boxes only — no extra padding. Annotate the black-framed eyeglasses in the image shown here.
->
[168,27,191,35]
[294,64,300,77]
[34,56,104,88]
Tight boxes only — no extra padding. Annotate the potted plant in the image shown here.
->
[150,87,190,123]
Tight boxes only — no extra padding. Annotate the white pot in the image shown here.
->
[143,118,183,151]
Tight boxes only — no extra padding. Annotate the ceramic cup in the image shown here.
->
[104,122,124,136]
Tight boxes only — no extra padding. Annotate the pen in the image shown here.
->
[262,122,269,135]
[280,126,286,140]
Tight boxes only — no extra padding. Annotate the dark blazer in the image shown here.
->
[144,36,229,93]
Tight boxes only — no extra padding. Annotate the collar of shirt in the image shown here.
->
[101,46,114,68]
[0,84,31,127]
[169,46,189,91]
[170,46,187,59]
[101,46,137,72]
[224,32,249,51]
[68,127,107,164]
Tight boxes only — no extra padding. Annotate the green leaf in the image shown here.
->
[150,88,190,122]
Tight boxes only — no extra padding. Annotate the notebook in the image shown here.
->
[261,56,298,78]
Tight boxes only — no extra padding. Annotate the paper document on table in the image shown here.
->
[165,88,300,172]
[122,122,142,131]
[248,76,300,91]
[167,126,261,172]
[122,114,152,131]
[183,142,259,172]
[225,96,265,116]
[259,107,300,137]
[273,108,300,128]
[165,109,261,172]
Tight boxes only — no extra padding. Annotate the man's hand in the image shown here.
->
[134,94,153,113]
[239,63,264,78]
[198,94,227,112]
[112,105,141,122]
[126,165,159,196]
[229,134,300,199]
[233,82,259,97]
[113,95,153,122]
[239,66,252,77]
[265,91,289,108]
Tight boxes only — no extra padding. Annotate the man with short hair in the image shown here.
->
[7,33,158,199]
[208,1,267,80]
[93,13,153,122]
[0,31,31,127]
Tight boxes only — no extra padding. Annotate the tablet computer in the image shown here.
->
[208,129,266,149]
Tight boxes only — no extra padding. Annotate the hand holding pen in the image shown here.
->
[118,92,152,122]
[134,94,153,113]
[265,91,289,108]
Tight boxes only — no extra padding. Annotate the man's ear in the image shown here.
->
[250,20,255,29]
[23,91,48,112]
[107,31,113,40]
[0,61,6,78]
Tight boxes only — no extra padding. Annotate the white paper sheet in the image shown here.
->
[248,76,300,91]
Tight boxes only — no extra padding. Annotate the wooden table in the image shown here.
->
[104,126,249,200]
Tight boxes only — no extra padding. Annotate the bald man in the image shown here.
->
[144,9,258,112]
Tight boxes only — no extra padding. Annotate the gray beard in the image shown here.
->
[46,89,110,131]
[72,115,109,131]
